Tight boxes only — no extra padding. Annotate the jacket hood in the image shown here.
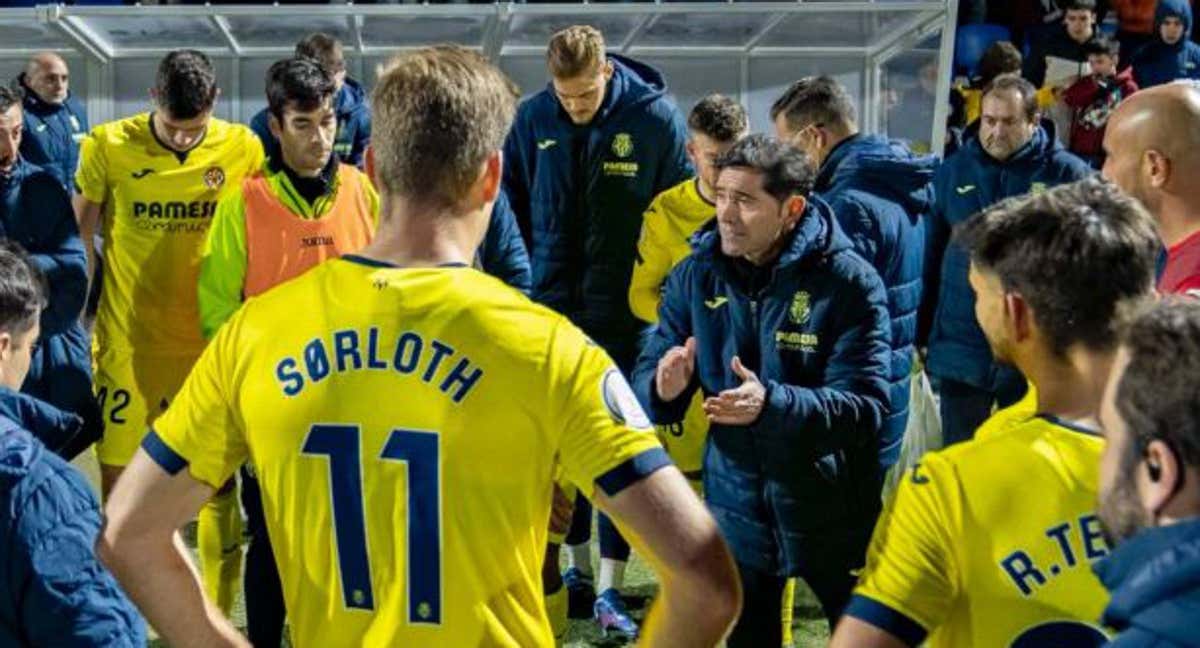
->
[963,117,1064,165]
[1156,0,1193,44]
[336,76,368,117]
[817,134,937,217]
[588,54,669,126]
[692,194,853,271]
[1095,517,1200,645]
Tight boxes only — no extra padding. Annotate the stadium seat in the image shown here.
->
[955,23,1012,77]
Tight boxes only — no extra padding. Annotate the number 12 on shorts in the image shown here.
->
[302,424,442,624]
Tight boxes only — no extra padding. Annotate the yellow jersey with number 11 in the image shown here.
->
[146,257,668,647]
[75,112,264,357]
[846,386,1112,647]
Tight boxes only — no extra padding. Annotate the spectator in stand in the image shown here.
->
[1129,0,1200,88]
[1024,0,1099,89]
[1111,0,1160,59]
[1062,35,1138,167]
[1103,82,1200,295]
[955,42,1054,128]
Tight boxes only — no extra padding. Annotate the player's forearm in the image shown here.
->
[639,538,741,647]
[98,533,248,648]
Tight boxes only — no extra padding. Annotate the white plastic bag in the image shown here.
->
[882,370,943,501]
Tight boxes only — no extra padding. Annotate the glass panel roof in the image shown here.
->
[84,15,224,51]
[636,12,777,48]
[225,15,354,50]
[758,10,922,48]
[0,16,61,51]
[360,14,490,50]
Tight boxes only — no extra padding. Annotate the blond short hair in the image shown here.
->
[371,46,518,208]
[547,25,606,79]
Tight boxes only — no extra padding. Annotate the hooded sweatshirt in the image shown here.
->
[814,134,936,470]
[1130,0,1200,88]
[503,54,692,366]
[1095,517,1200,647]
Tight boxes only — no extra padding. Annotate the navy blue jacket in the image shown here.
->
[633,198,891,575]
[503,55,692,360]
[1095,518,1200,647]
[1131,0,1200,89]
[17,76,87,194]
[922,121,1092,390]
[0,387,96,461]
[815,134,936,470]
[0,416,144,647]
[250,77,372,167]
[0,158,96,430]
[478,189,532,294]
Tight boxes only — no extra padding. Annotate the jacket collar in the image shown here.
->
[1095,516,1200,638]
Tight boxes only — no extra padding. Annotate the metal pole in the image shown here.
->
[930,0,959,155]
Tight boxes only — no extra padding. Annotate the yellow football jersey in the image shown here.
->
[629,177,714,479]
[146,257,667,647]
[629,177,715,324]
[847,392,1112,647]
[76,112,265,357]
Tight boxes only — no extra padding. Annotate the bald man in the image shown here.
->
[1103,81,1200,294]
[16,53,87,192]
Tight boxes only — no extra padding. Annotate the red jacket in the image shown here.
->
[1061,68,1139,157]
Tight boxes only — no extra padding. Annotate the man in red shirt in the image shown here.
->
[1103,81,1200,294]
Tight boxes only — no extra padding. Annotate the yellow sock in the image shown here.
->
[198,487,243,614]
[780,577,796,647]
[545,584,568,643]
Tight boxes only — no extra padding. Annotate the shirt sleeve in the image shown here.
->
[549,320,669,498]
[847,453,962,645]
[198,192,249,340]
[74,129,107,204]
[143,312,247,489]
[628,198,673,324]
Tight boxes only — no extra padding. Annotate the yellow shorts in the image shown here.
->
[92,347,199,467]
[655,392,708,483]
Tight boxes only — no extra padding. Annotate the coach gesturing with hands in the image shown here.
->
[633,135,890,647]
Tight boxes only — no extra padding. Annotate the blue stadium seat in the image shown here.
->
[955,23,1012,77]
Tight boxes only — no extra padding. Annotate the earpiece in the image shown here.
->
[1148,461,1162,482]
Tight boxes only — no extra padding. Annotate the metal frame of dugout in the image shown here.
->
[0,1,958,152]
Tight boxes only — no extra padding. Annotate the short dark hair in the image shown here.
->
[714,134,815,202]
[1083,34,1121,58]
[770,75,857,132]
[1116,299,1200,472]
[0,85,21,114]
[982,73,1041,122]
[1063,0,1097,13]
[266,58,335,121]
[0,241,46,337]
[956,177,1158,357]
[688,94,748,142]
[295,33,343,69]
[977,41,1023,85]
[155,50,217,120]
